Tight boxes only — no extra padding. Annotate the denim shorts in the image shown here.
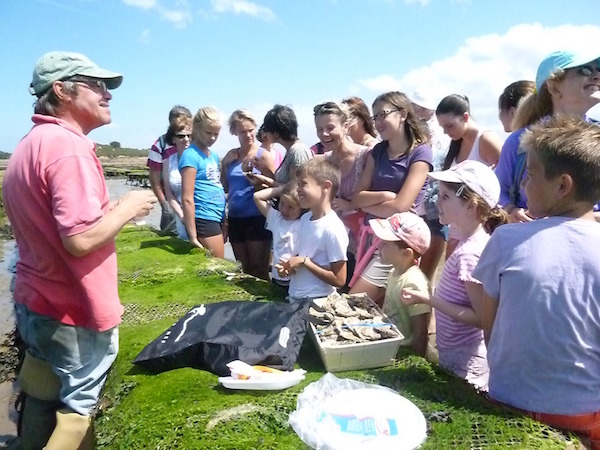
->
[15,303,119,415]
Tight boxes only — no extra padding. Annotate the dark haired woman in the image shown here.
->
[498,80,536,133]
[435,94,502,257]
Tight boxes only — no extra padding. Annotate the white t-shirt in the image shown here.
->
[266,207,302,281]
[166,152,188,239]
[289,210,349,300]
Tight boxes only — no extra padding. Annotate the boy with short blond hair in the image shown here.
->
[473,116,600,446]
[370,212,431,356]
[278,158,349,302]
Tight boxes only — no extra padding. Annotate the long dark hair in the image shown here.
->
[372,91,429,151]
[436,94,470,170]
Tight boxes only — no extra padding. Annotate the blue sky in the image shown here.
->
[2,0,600,157]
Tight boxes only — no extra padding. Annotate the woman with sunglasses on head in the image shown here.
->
[495,50,600,224]
[221,110,275,280]
[163,115,193,239]
[313,101,371,287]
[349,91,433,306]
[342,96,380,148]
[436,94,503,258]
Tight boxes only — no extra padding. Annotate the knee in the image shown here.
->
[19,351,61,401]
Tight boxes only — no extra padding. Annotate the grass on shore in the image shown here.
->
[93,227,581,449]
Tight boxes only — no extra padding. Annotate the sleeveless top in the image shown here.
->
[226,148,263,218]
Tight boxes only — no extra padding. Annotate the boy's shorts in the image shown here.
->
[195,218,223,238]
[227,215,272,243]
[15,303,118,415]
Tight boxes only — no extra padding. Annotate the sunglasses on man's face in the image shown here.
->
[174,133,191,139]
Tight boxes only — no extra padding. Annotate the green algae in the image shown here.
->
[95,228,580,449]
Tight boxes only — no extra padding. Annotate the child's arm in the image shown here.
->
[409,313,429,357]
[253,186,282,217]
[401,281,484,328]
[284,257,347,288]
[481,290,499,346]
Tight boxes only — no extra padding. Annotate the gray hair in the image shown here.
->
[33,81,78,116]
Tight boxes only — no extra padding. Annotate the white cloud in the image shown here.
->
[139,29,151,43]
[157,6,192,27]
[354,23,600,138]
[122,0,192,28]
[210,0,276,21]
[404,0,431,6]
[122,0,157,9]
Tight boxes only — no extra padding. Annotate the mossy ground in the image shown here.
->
[95,227,580,449]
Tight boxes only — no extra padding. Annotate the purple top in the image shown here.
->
[369,141,433,211]
[496,121,600,211]
[494,127,527,208]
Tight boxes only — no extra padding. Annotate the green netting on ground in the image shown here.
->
[94,228,581,449]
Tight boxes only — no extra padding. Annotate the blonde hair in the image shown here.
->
[192,107,220,143]
[296,158,341,200]
[228,109,256,135]
[512,71,566,130]
[280,181,301,209]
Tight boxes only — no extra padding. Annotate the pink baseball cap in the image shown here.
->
[369,212,431,255]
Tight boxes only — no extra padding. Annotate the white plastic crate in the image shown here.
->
[308,296,404,372]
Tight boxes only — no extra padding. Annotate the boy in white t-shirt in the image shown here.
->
[254,181,304,295]
[369,212,431,356]
[278,158,349,302]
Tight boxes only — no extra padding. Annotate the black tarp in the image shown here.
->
[133,300,309,376]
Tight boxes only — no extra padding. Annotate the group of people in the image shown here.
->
[4,47,600,449]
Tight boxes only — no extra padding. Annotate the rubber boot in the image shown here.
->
[44,409,94,450]
[18,352,63,449]
[19,395,61,450]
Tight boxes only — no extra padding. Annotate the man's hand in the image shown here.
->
[119,190,158,221]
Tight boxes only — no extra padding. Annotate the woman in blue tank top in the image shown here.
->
[221,110,275,280]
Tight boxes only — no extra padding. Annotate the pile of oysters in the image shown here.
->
[309,293,403,344]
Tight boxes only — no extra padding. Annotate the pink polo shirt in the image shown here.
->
[3,115,123,331]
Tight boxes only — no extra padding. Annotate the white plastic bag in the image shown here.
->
[289,373,426,450]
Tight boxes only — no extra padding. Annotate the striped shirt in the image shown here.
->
[146,134,173,172]
[435,227,489,350]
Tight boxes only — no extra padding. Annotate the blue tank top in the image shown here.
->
[226,148,263,218]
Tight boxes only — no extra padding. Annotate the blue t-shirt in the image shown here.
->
[226,149,262,218]
[178,145,225,222]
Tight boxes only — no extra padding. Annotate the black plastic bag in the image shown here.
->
[133,300,309,376]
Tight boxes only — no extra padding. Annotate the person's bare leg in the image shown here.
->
[349,277,386,307]
[246,240,272,280]
[200,234,225,258]
[231,241,250,273]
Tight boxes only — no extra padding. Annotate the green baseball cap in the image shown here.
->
[29,51,123,96]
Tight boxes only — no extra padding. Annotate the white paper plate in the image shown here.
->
[315,388,427,450]
[218,375,305,391]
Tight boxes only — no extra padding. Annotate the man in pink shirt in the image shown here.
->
[3,51,157,449]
